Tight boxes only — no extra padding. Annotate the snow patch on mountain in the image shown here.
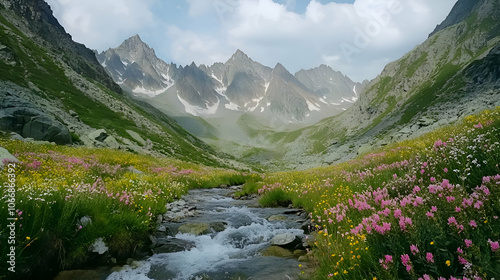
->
[306,100,321,112]
[177,94,220,116]
[133,86,165,97]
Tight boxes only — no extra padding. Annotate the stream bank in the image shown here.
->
[55,186,315,280]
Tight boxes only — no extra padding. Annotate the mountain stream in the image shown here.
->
[106,187,309,280]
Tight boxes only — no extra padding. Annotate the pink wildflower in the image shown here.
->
[401,254,410,265]
[458,256,469,265]
[469,220,477,228]
[474,201,483,209]
[385,255,393,263]
[426,252,434,263]
[465,239,473,248]
[394,208,402,218]
[410,244,419,255]
[443,167,448,173]
[488,240,499,252]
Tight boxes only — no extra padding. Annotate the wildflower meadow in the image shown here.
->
[256,107,500,279]
[0,142,247,276]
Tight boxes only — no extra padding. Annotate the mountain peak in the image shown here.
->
[272,63,288,74]
[429,0,482,37]
[122,34,146,46]
[228,49,250,62]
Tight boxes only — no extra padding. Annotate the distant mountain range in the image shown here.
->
[96,36,366,126]
[1,0,499,171]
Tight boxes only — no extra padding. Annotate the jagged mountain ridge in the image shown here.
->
[97,36,364,123]
[0,0,239,168]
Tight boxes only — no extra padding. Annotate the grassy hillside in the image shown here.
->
[249,107,500,279]
[0,5,235,168]
[261,3,500,169]
[0,137,251,278]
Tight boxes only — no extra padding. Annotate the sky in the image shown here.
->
[45,0,457,82]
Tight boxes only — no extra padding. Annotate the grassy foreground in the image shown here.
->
[1,107,499,280]
[255,107,500,280]
[0,141,249,278]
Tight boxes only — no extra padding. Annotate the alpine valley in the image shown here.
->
[96,0,500,170]
[96,38,367,167]
[1,0,500,279]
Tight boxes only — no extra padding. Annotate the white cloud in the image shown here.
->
[220,0,457,81]
[45,0,457,81]
[167,26,230,66]
[46,0,157,51]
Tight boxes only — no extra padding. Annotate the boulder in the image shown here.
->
[88,129,119,149]
[0,146,18,169]
[151,238,195,254]
[0,95,72,144]
[126,129,146,146]
[268,215,288,221]
[261,246,294,258]
[209,221,227,232]
[178,223,211,236]
[270,233,301,249]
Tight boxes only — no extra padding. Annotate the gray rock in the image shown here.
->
[88,129,119,149]
[209,221,228,232]
[0,146,18,169]
[9,132,24,141]
[261,246,294,258]
[0,95,72,144]
[151,238,195,254]
[126,129,146,146]
[270,233,301,248]
[268,215,288,221]
[178,223,211,236]
[89,237,108,255]
[68,110,79,118]
[88,129,109,143]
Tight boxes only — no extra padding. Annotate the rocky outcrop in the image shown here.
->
[0,146,18,168]
[0,92,72,144]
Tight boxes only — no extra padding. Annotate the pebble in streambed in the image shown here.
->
[106,187,314,280]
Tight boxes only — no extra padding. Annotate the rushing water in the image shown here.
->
[106,188,306,280]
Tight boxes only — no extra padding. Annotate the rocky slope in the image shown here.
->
[272,0,500,169]
[0,0,240,168]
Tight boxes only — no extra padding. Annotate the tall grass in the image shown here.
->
[257,107,500,279]
[0,141,249,278]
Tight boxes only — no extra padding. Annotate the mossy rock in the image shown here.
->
[178,223,211,236]
[268,215,287,221]
[261,246,294,258]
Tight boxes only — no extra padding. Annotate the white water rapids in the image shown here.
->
[106,188,305,280]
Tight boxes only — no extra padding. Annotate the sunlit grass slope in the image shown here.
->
[254,107,500,279]
[0,141,250,277]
